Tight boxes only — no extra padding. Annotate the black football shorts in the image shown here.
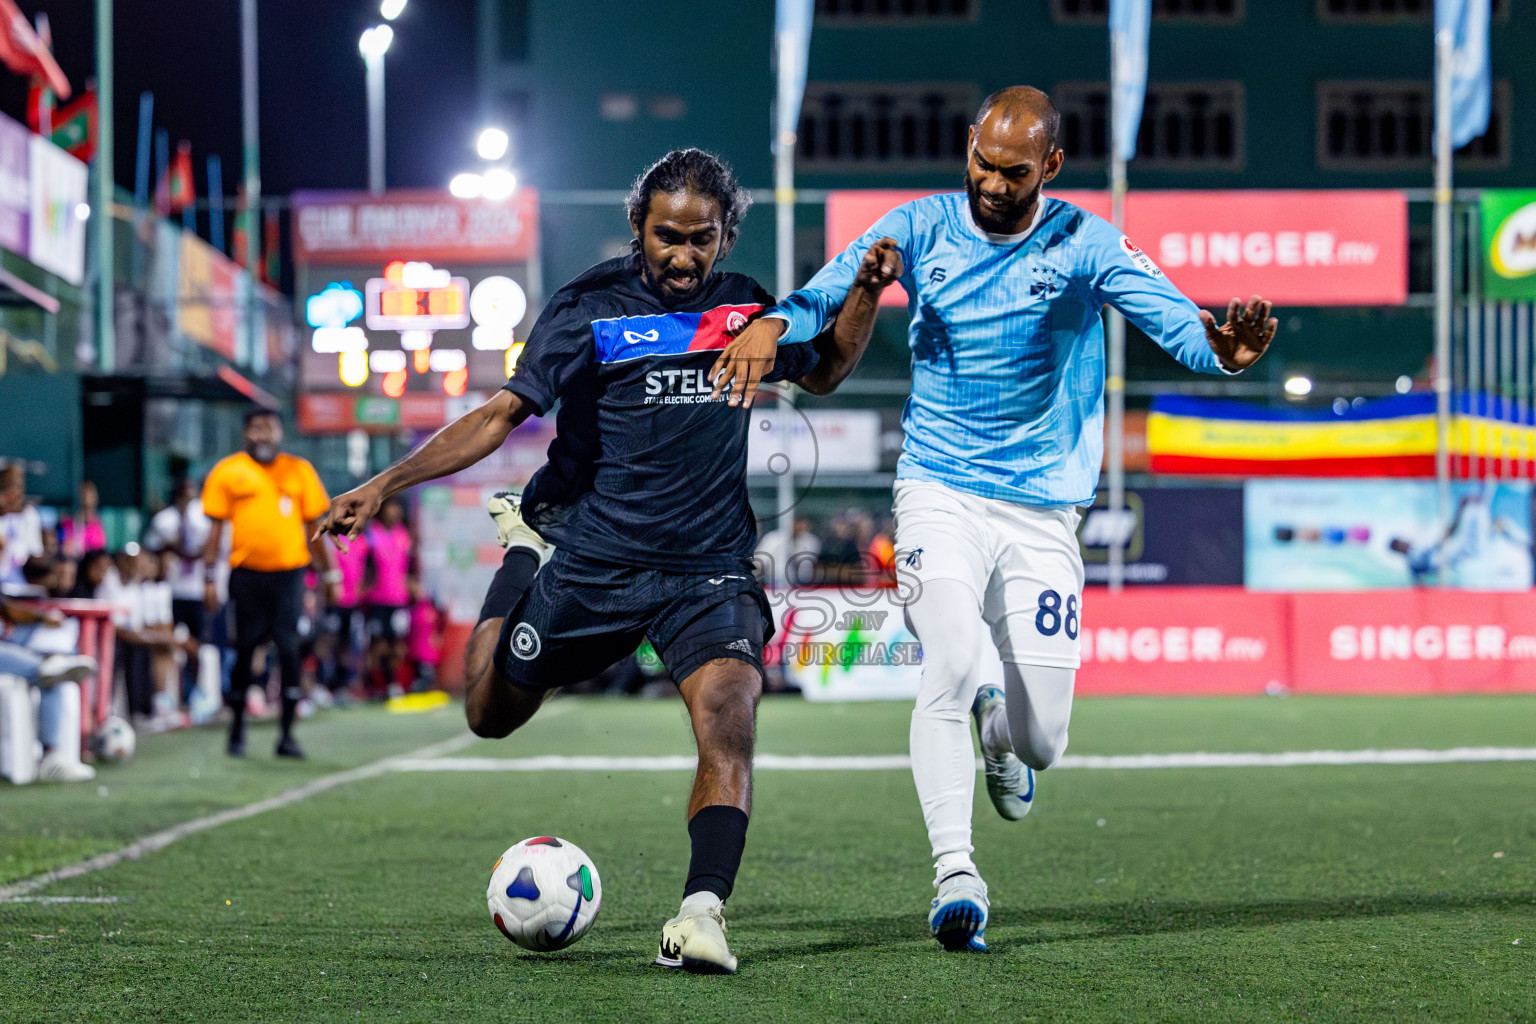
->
[493,548,771,689]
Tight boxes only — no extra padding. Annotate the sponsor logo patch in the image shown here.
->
[1121,236,1164,278]
[510,623,542,661]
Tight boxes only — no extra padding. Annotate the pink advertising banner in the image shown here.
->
[825,189,1406,307]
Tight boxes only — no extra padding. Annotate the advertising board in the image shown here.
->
[1245,479,1533,591]
[825,189,1406,308]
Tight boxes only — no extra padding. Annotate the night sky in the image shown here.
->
[0,0,481,200]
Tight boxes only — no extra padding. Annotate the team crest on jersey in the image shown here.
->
[1120,236,1164,278]
[725,310,749,334]
[509,623,542,661]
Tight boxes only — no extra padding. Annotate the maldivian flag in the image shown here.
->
[1148,394,1535,478]
[50,86,96,162]
[155,140,196,215]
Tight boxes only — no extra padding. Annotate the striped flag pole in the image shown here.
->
[772,0,814,575]
[1433,0,1492,523]
[1106,0,1150,593]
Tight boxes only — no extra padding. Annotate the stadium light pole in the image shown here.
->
[360,25,393,196]
[1432,25,1454,527]
[95,0,114,372]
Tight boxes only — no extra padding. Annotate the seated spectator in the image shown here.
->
[0,462,50,595]
[97,545,194,731]
[0,595,96,782]
[819,511,874,584]
[867,515,897,585]
[755,516,822,589]
[73,549,114,598]
[59,480,108,560]
[142,478,214,703]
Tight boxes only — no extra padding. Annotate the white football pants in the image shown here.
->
[894,480,1082,873]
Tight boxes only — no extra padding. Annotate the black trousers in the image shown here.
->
[171,598,205,701]
[227,567,305,709]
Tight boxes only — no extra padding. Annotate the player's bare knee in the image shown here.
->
[465,696,514,739]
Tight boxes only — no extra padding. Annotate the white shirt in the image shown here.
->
[96,570,146,631]
[144,502,214,602]
[0,505,44,590]
[754,528,823,588]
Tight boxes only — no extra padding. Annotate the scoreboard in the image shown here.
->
[364,261,471,332]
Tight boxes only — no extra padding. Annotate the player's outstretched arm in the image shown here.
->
[1200,295,1278,372]
[799,237,903,396]
[314,390,531,544]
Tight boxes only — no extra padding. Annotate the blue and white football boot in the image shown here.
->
[928,870,989,952]
[971,685,1035,821]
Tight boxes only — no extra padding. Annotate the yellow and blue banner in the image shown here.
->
[1149,394,1536,478]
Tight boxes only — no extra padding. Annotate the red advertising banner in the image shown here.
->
[1290,590,1536,694]
[291,188,539,266]
[1126,190,1407,306]
[824,189,1405,307]
[1076,587,1290,696]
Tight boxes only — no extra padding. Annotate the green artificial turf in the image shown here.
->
[2,696,1532,1023]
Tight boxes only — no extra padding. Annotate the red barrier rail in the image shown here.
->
[40,599,116,751]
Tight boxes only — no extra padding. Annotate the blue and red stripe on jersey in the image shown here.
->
[590,304,763,364]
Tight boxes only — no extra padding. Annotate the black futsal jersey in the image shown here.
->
[502,255,818,573]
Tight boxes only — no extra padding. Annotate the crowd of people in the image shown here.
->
[0,447,445,781]
[754,509,898,588]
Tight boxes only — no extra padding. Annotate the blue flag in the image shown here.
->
[774,0,815,152]
[1435,0,1491,149]
[1109,0,1151,163]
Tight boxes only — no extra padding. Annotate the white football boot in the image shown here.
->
[654,901,738,975]
[486,490,554,565]
[971,684,1035,821]
[928,870,989,952]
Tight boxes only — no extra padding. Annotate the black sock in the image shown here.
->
[477,547,540,624]
[684,805,750,902]
[227,695,245,741]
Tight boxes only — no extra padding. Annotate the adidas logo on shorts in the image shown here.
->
[725,639,754,654]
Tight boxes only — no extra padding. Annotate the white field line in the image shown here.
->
[0,729,481,903]
[387,746,1536,775]
[5,727,1529,904]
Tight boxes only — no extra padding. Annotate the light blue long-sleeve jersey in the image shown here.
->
[768,192,1228,506]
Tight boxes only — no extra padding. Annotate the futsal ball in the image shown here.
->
[91,716,136,763]
[486,836,602,952]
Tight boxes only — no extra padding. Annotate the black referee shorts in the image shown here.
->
[493,548,772,690]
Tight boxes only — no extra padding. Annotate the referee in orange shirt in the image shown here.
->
[201,408,339,758]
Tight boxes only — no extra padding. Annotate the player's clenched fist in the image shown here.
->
[854,237,903,294]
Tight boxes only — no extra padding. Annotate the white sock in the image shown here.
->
[934,852,977,885]
[904,579,989,874]
[680,891,722,913]
[911,707,977,869]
